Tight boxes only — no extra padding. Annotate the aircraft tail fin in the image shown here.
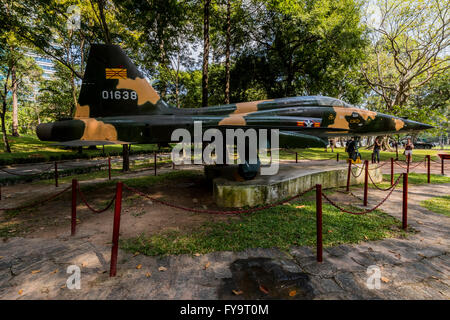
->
[75,44,172,118]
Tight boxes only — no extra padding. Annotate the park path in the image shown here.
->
[0,181,448,299]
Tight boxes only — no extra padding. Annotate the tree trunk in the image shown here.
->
[11,65,19,137]
[97,0,111,44]
[70,71,77,116]
[1,100,11,153]
[224,0,231,104]
[202,0,210,107]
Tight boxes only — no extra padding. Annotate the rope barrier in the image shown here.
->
[394,158,426,170]
[77,186,116,214]
[280,149,336,161]
[0,185,71,211]
[123,184,315,215]
[367,162,388,170]
[368,170,403,192]
[0,163,55,177]
[321,174,403,215]
[350,162,365,178]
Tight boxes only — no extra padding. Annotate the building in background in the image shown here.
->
[25,52,56,79]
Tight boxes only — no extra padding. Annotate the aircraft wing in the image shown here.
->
[279,131,328,148]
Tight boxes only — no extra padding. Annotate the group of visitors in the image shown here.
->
[334,137,415,163]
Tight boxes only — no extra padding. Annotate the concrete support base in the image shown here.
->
[208,163,382,208]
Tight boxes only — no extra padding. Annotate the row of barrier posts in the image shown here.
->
[68,165,411,271]
[316,171,409,262]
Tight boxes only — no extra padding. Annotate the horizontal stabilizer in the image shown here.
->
[50,140,133,147]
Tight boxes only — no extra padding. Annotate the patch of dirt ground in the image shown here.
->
[0,167,235,246]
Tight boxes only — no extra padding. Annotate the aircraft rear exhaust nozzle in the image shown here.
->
[36,123,54,141]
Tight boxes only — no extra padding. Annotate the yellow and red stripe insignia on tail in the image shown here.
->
[105,68,127,79]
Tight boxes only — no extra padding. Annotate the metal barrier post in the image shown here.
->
[390,158,394,186]
[154,151,157,176]
[364,160,369,206]
[110,182,123,277]
[427,155,430,183]
[316,184,323,262]
[336,153,339,162]
[346,159,352,192]
[71,179,77,236]
[0,185,2,201]
[402,173,408,230]
[108,156,111,180]
[54,162,58,187]
[295,152,298,163]
[442,157,444,175]
[407,155,410,173]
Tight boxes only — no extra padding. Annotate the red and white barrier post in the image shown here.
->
[110,182,123,277]
[316,184,323,262]
[54,162,58,187]
[71,179,77,236]
[402,173,408,230]
[407,155,410,173]
[346,159,352,192]
[154,152,157,176]
[363,160,369,206]
[108,156,111,180]
[390,158,394,186]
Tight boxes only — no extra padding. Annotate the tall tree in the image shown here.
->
[202,0,211,107]
[224,0,231,104]
[361,0,449,113]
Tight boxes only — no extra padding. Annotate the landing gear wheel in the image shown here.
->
[238,160,260,180]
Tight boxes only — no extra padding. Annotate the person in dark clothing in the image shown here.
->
[373,138,382,163]
[345,137,359,161]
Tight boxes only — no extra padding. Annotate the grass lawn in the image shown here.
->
[365,173,450,190]
[279,147,442,163]
[420,195,450,217]
[121,198,406,256]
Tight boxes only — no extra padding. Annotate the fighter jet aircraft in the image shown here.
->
[36,44,433,179]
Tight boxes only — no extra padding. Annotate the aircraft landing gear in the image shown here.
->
[237,143,260,180]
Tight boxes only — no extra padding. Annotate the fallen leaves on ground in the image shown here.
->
[158,266,167,272]
[203,262,210,270]
[31,270,41,274]
[232,290,243,295]
[259,285,269,294]
[146,272,152,278]
[18,289,23,295]
[136,264,142,269]
[381,277,390,283]
[289,290,297,297]
[295,205,305,209]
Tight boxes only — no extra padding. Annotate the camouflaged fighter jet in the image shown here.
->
[36,44,433,179]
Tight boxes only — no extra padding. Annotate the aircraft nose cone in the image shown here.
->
[401,119,434,131]
[36,123,54,141]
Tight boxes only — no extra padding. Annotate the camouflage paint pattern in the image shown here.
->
[37,44,432,149]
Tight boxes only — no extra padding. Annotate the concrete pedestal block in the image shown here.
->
[210,163,381,208]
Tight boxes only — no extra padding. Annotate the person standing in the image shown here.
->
[373,138,382,163]
[329,138,335,153]
[404,138,414,163]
